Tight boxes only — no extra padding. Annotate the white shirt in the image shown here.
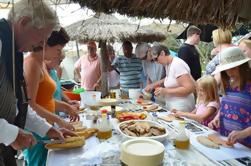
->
[0,40,52,145]
[108,70,120,88]
[164,57,195,112]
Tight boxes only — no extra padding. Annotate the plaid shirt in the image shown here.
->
[205,54,219,75]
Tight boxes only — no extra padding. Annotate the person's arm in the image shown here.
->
[145,78,165,92]
[0,119,19,145]
[61,93,80,108]
[24,59,73,130]
[55,100,79,122]
[205,55,219,75]
[174,106,217,123]
[147,77,152,85]
[93,75,102,90]
[25,106,52,137]
[155,74,195,97]
[74,58,82,81]
[228,127,251,144]
[208,111,220,130]
[25,106,77,141]
[0,118,37,150]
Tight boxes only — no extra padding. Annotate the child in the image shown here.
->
[173,75,219,127]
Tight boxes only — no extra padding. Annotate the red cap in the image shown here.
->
[87,41,97,49]
[101,109,108,114]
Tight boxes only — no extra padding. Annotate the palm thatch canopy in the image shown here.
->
[71,0,251,27]
[65,13,166,42]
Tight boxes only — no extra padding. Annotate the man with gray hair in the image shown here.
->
[0,0,75,165]
[135,43,165,93]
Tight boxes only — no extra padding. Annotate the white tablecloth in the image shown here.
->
[46,105,251,166]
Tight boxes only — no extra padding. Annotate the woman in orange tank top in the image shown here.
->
[24,29,79,129]
[23,28,79,166]
[36,68,57,113]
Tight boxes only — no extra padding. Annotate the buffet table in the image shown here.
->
[46,100,251,166]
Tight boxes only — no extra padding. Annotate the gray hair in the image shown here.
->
[135,42,150,59]
[8,0,59,29]
[151,43,170,56]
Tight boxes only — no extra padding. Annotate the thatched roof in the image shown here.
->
[71,0,251,27]
[65,13,166,42]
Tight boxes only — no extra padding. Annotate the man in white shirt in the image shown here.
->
[0,0,75,165]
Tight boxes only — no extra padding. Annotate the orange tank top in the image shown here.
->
[36,69,56,113]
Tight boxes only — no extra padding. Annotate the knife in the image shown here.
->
[38,139,65,144]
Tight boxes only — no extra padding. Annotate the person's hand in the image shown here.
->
[208,117,220,130]
[93,83,100,90]
[228,130,247,144]
[154,87,165,96]
[59,128,78,138]
[46,127,77,140]
[57,119,75,131]
[68,100,80,108]
[210,48,219,57]
[67,106,80,122]
[10,129,36,150]
[172,109,183,117]
[46,127,64,140]
[145,84,154,93]
[171,109,177,113]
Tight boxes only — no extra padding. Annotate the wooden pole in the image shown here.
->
[99,40,109,97]
[76,41,80,58]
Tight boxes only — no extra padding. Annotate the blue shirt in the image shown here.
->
[50,69,62,101]
[205,54,219,75]
[112,54,142,90]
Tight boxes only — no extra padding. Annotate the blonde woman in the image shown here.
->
[173,75,220,127]
[205,29,234,75]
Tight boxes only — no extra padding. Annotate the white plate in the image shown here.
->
[99,98,118,106]
[121,138,165,166]
[117,120,168,142]
[142,104,162,111]
[99,106,127,112]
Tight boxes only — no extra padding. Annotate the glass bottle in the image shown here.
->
[174,121,190,149]
[96,109,112,139]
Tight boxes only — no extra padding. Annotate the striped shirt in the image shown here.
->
[112,54,142,90]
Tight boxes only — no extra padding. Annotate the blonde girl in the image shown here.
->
[173,75,220,126]
[239,39,251,58]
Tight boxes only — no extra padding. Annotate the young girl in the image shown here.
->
[173,75,220,127]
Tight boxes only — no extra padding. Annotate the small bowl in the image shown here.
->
[120,138,165,166]
[61,80,76,90]
[117,120,168,142]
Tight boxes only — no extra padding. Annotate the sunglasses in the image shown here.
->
[153,54,160,61]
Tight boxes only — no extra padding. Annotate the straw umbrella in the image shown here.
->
[72,0,251,27]
[65,13,166,96]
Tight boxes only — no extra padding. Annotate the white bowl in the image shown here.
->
[128,89,142,99]
[117,120,168,142]
[120,138,165,166]
[80,91,101,107]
